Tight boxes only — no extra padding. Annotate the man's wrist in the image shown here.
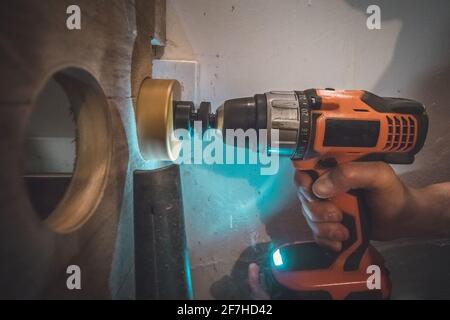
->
[406,184,450,238]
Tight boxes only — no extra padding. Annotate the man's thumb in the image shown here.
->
[312,162,394,199]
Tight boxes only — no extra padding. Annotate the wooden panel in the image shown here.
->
[0,0,164,299]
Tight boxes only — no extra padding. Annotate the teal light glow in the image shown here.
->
[184,248,194,299]
[178,127,297,249]
[273,249,283,267]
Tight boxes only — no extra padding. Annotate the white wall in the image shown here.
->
[162,0,450,299]
[163,0,448,103]
[25,78,76,174]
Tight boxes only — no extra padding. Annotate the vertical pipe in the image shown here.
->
[134,165,192,299]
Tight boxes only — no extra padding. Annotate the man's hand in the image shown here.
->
[295,162,414,251]
[247,263,270,300]
[247,162,450,298]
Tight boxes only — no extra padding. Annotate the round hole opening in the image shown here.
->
[23,67,112,233]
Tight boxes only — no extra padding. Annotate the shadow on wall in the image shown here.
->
[210,0,450,299]
[346,0,450,185]
[400,63,450,186]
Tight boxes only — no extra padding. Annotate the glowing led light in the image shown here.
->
[273,249,283,267]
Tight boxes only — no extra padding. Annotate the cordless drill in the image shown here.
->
[173,88,428,299]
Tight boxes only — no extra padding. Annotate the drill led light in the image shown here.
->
[273,248,283,267]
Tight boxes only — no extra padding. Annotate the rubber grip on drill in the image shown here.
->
[304,170,371,271]
[333,189,371,271]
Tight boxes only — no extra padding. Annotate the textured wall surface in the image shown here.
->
[161,0,450,299]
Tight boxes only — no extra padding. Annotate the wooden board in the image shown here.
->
[0,0,165,299]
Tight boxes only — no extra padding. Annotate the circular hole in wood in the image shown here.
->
[23,67,112,233]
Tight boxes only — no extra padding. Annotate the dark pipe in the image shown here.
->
[134,165,192,299]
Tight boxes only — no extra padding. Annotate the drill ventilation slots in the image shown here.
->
[384,115,416,151]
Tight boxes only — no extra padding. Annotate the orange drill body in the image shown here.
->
[268,89,427,299]
[296,89,421,170]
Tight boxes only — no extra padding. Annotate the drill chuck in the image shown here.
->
[173,91,304,156]
[220,95,267,131]
[218,91,313,157]
[217,92,304,155]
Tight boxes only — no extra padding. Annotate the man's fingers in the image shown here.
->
[297,163,395,251]
[315,236,342,252]
[299,194,342,223]
[294,171,317,201]
[312,162,395,199]
[300,196,348,251]
[304,216,349,242]
[247,263,270,300]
